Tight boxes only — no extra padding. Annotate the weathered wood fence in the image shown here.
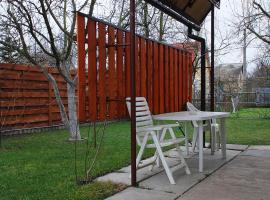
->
[77,13,193,122]
[0,63,71,130]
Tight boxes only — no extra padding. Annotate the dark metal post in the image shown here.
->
[130,0,137,186]
[188,27,206,146]
[210,5,215,112]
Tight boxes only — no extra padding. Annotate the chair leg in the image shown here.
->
[151,132,176,184]
[129,133,149,178]
[192,127,198,153]
[211,125,216,155]
[168,128,191,175]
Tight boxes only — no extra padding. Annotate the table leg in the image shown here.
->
[198,121,203,172]
[220,118,227,159]
[185,122,189,156]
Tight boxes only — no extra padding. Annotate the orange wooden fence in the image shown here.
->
[0,63,72,130]
[77,13,193,122]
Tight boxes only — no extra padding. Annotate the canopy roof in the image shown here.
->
[146,0,220,29]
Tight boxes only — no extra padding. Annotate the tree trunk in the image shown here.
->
[67,82,81,140]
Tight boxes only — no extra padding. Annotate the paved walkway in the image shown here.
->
[178,145,270,200]
[98,144,265,200]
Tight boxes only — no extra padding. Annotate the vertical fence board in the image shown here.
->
[48,82,52,126]
[153,42,159,114]
[140,38,147,98]
[188,55,193,101]
[88,19,97,121]
[178,51,183,110]
[77,15,86,122]
[135,37,140,97]
[164,46,170,112]
[183,52,187,105]
[108,26,117,119]
[159,45,165,113]
[98,23,106,120]
[169,47,174,112]
[147,41,153,112]
[125,32,131,98]
[174,49,179,111]
[117,30,124,118]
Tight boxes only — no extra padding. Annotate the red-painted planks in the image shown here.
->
[98,23,106,120]
[174,49,179,111]
[178,51,183,110]
[117,29,124,118]
[77,15,86,122]
[108,26,117,119]
[159,44,165,113]
[164,46,170,112]
[147,41,153,112]
[153,42,159,114]
[188,54,193,101]
[88,19,97,121]
[125,32,131,98]
[135,36,140,97]
[169,47,174,112]
[183,52,187,106]
[140,37,147,98]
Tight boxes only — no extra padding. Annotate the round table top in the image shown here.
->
[153,111,230,121]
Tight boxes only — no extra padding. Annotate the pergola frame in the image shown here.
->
[129,0,219,186]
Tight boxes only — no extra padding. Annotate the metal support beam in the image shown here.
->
[130,0,137,187]
[188,27,206,147]
[188,28,206,111]
[210,6,215,111]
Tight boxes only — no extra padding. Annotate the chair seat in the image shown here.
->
[137,124,178,132]
[146,137,185,148]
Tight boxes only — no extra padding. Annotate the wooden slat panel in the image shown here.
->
[147,41,153,112]
[125,32,131,98]
[77,14,86,122]
[164,46,170,112]
[169,47,174,112]
[98,23,106,120]
[188,54,193,101]
[135,36,140,97]
[159,44,165,113]
[183,52,187,105]
[179,51,183,110]
[108,26,117,119]
[117,29,124,118]
[174,49,179,111]
[140,37,147,98]
[153,42,159,114]
[88,19,97,121]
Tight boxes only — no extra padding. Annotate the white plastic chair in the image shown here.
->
[126,97,190,184]
[186,102,220,154]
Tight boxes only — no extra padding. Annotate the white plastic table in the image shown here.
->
[153,111,230,172]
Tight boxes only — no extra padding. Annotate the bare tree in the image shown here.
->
[0,0,97,140]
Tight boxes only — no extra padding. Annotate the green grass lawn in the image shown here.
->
[0,108,269,200]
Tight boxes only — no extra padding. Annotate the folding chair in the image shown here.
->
[186,102,220,154]
[126,97,190,184]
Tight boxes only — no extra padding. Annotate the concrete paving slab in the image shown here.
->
[97,156,180,185]
[177,150,270,200]
[139,149,240,195]
[248,145,270,150]
[241,149,270,158]
[226,144,248,151]
[106,187,178,200]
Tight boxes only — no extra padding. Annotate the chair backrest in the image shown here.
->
[186,102,199,127]
[126,97,154,145]
[186,102,200,112]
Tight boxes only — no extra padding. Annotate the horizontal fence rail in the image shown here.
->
[77,13,193,122]
[0,63,74,131]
